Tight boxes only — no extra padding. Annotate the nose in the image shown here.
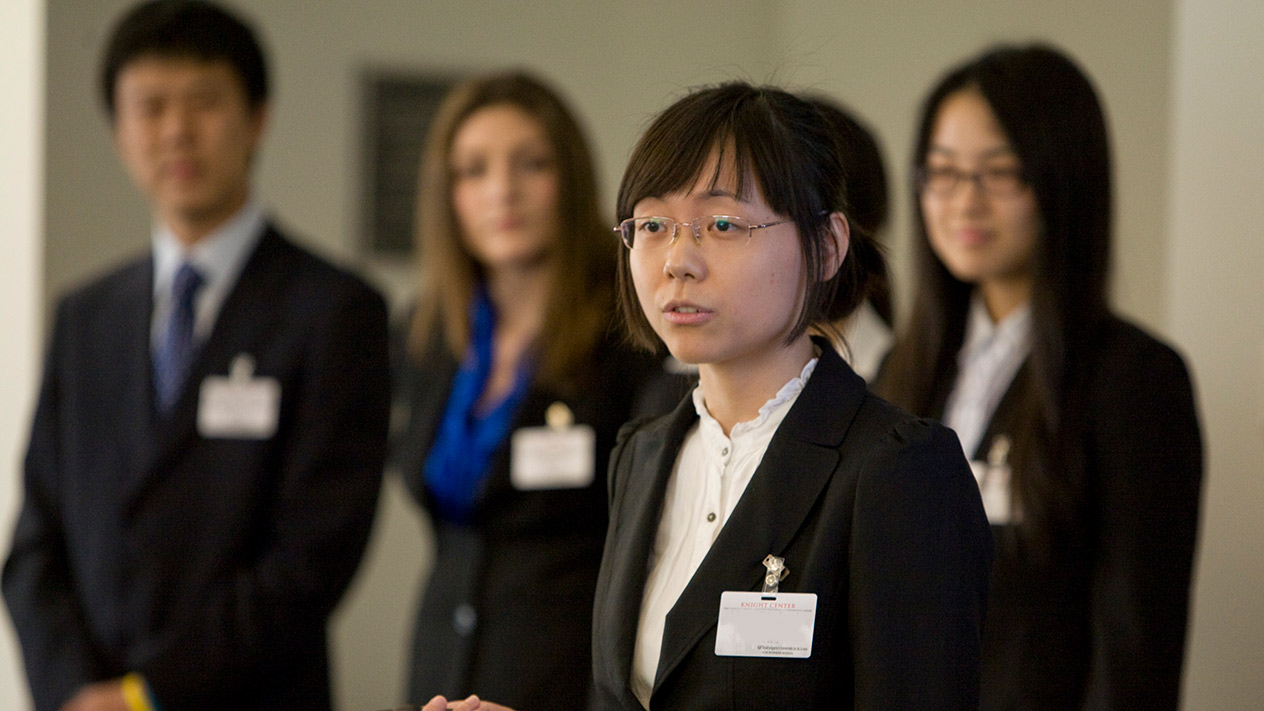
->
[954,173,990,214]
[488,161,521,204]
[159,104,195,146]
[662,224,706,281]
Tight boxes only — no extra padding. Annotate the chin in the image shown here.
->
[657,338,714,367]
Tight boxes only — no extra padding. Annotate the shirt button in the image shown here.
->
[707,512,717,522]
[453,603,477,637]
[721,447,729,456]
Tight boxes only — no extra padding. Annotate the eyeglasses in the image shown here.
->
[917,165,1027,197]
[613,215,793,250]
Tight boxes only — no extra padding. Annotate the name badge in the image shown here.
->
[510,402,595,490]
[198,354,280,440]
[715,591,817,658]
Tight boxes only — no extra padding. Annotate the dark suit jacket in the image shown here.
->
[590,344,994,710]
[390,326,689,709]
[3,226,390,711]
[938,317,1203,711]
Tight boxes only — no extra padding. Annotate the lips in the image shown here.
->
[163,158,202,182]
[661,300,714,325]
[955,227,991,247]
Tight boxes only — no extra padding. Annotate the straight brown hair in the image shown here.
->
[408,71,615,389]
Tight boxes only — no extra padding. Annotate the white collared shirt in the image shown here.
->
[941,295,1032,459]
[630,358,817,709]
[150,198,266,349]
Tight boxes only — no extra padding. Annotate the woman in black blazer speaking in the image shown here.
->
[584,82,992,710]
[877,44,1203,711]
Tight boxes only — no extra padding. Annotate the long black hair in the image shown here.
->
[878,43,1113,554]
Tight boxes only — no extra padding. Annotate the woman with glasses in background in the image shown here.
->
[877,44,1203,711]
[392,71,685,711]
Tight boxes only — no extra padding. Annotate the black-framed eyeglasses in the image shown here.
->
[613,215,793,250]
[917,165,1027,197]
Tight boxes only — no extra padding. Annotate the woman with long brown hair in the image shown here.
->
[391,71,683,710]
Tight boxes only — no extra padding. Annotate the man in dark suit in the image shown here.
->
[2,2,390,710]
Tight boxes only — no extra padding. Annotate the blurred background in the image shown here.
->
[2,0,1261,707]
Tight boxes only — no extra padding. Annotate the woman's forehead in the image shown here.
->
[653,147,761,203]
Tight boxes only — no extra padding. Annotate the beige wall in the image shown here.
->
[0,0,43,709]
[1169,0,1264,707]
[5,0,1260,708]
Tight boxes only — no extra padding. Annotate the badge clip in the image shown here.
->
[972,434,1019,525]
[229,353,256,381]
[544,401,574,432]
[762,554,788,594]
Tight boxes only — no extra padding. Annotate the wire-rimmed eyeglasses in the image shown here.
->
[613,215,793,250]
[917,165,1027,197]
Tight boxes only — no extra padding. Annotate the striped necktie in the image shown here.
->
[153,262,204,412]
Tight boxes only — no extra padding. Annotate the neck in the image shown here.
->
[696,334,816,436]
[161,192,250,248]
[484,262,551,346]
[979,276,1032,323]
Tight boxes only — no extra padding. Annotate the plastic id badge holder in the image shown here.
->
[715,554,817,658]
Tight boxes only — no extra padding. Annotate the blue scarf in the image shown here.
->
[423,287,533,523]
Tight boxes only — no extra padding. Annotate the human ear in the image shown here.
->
[821,211,850,281]
[246,102,271,165]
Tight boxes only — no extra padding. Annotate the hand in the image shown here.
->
[421,694,516,711]
[60,680,129,711]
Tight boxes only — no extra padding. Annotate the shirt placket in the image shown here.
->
[700,435,732,549]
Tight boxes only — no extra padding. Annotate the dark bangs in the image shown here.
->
[615,82,876,351]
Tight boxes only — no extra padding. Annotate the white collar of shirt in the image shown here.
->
[942,294,1033,459]
[151,197,266,347]
[631,356,817,709]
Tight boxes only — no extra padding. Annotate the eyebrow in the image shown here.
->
[697,187,750,203]
[926,145,1018,160]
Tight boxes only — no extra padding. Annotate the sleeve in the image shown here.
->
[849,418,994,710]
[137,277,392,709]
[2,299,105,711]
[1082,337,1203,710]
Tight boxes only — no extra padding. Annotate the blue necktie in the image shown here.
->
[153,263,204,412]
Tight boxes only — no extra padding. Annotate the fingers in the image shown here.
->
[421,693,513,711]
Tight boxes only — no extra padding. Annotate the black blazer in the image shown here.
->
[590,344,993,710]
[390,326,689,709]
[943,317,1203,711]
[3,227,391,711]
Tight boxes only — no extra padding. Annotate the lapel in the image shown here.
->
[109,258,161,494]
[391,331,460,499]
[598,394,697,706]
[129,228,293,501]
[652,344,869,693]
[970,361,1028,461]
